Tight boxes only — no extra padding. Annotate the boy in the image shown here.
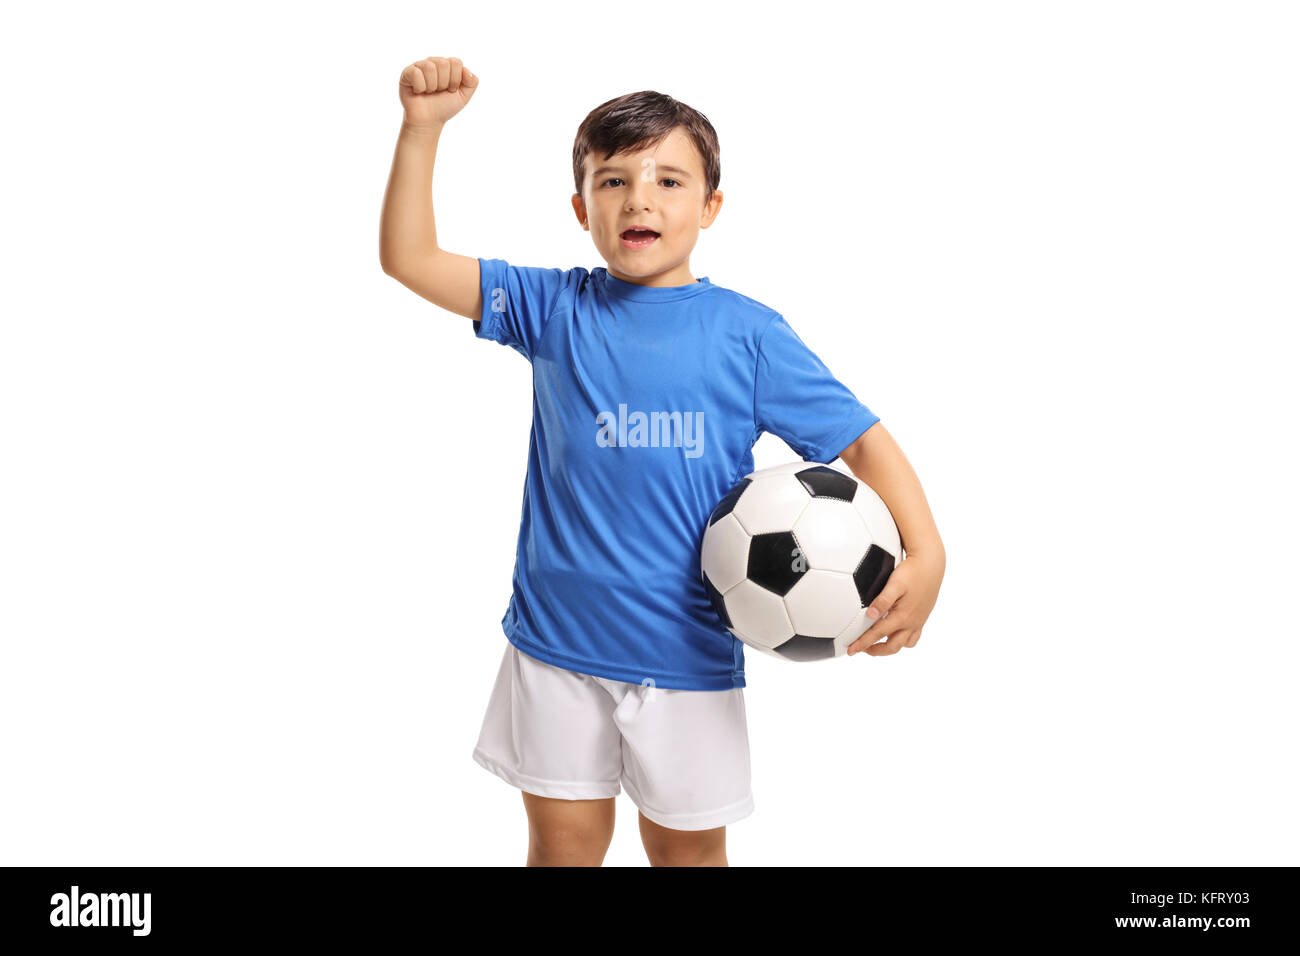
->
[379,57,946,866]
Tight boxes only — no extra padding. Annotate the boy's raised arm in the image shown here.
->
[379,57,483,320]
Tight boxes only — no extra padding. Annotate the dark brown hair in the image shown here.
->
[572,91,721,206]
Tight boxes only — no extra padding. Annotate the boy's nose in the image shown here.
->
[625,184,655,211]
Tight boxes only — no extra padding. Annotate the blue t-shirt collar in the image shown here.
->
[595,268,712,302]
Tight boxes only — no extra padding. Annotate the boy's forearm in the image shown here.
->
[839,423,945,562]
[379,121,446,272]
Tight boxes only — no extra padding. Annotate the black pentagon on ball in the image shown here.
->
[747,530,806,596]
[701,570,732,628]
[853,544,896,607]
[773,634,836,662]
[708,478,751,527]
[794,465,858,503]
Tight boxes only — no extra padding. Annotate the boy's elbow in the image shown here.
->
[380,245,442,283]
[380,251,417,283]
[379,246,405,278]
[841,420,885,465]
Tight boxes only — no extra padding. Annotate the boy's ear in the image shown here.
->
[700,189,723,228]
[571,193,589,230]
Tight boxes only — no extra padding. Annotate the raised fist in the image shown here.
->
[399,56,479,127]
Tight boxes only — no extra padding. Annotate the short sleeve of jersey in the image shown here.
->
[754,314,881,464]
[473,257,572,362]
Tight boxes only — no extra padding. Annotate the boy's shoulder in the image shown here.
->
[705,280,780,319]
[701,280,786,341]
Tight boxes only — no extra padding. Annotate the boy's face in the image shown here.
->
[572,126,723,287]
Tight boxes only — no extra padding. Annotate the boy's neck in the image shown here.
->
[607,262,699,288]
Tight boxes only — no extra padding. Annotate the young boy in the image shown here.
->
[379,57,946,867]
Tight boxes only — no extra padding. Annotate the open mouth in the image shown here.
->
[620,228,660,249]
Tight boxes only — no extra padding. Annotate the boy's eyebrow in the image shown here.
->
[591,164,693,179]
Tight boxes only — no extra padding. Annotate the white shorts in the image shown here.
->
[472,641,755,831]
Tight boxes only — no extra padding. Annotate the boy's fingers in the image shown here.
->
[403,57,477,99]
[420,58,437,90]
[402,64,426,94]
[857,604,905,644]
[416,59,436,92]
[845,617,884,655]
[846,634,881,656]
[864,572,907,625]
[865,629,912,656]
[846,611,908,655]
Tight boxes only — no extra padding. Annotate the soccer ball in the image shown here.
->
[700,461,904,662]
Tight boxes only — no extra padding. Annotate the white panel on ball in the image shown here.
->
[723,580,795,649]
[732,475,811,535]
[700,513,751,593]
[783,569,862,638]
[792,498,872,572]
[851,486,903,560]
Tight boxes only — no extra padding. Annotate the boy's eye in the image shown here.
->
[599,177,683,188]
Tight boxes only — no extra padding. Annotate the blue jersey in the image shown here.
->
[471,258,880,690]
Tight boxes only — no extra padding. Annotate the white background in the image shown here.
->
[2,0,1297,866]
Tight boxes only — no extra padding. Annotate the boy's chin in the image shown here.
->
[605,251,654,271]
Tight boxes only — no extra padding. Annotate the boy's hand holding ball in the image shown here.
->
[844,551,943,657]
